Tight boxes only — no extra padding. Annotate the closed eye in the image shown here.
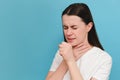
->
[71,25,78,30]
[63,25,78,30]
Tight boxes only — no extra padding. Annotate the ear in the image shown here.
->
[86,22,93,32]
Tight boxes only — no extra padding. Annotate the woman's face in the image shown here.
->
[62,15,92,47]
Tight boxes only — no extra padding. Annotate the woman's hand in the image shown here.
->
[59,42,92,62]
[59,42,75,63]
[73,42,92,61]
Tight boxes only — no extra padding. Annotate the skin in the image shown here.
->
[61,15,93,61]
[46,15,96,80]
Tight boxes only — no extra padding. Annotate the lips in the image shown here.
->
[67,38,75,42]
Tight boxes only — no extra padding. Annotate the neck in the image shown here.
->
[73,40,93,49]
[72,41,93,60]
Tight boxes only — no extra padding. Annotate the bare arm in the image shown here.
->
[46,60,68,80]
[67,60,83,80]
[46,42,92,80]
[59,42,84,80]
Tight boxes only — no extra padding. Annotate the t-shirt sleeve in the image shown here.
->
[92,55,112,80]
[49,50,63,71]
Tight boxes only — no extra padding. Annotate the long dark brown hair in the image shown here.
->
[62,3,104,50]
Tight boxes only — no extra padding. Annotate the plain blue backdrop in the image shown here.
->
[0,0,120,80]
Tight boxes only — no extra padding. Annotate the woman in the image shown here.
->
[46,3,112,80]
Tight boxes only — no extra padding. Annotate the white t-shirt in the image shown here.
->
[50,47,112,80]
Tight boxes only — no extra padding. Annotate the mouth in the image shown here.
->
[67,38,76,42]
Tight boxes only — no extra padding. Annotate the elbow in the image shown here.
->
[45,76,50,80]
[46,75,53,80]
[45,77,49,80]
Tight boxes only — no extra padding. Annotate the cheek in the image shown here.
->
[76,29,85,36]
[76,29,87,40]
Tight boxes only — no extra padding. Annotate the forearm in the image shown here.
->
[46,60,68,80]
[67,60,83,80]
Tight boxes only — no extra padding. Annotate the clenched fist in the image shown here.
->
[59,42,75,63]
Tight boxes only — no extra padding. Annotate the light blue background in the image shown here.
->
[0,0,120,80]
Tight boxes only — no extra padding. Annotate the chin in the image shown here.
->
[68,42,76,47]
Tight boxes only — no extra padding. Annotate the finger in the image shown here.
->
[78,45,89,51]
[59,44,62,48]
[62,41,67,44]
[74,42,84,49]
[59,49,63,55]
[59,43,64,48]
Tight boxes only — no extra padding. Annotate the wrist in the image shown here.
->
[66,59,76,66]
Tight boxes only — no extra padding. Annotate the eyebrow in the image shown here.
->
[63,25,77,27]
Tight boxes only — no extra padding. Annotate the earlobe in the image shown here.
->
[87,22,93,32]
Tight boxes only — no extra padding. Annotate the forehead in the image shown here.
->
[62,15,83,25]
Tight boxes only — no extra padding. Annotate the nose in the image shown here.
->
[66,28,73,36]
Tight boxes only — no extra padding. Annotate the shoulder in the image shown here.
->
[93,47,112,62]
